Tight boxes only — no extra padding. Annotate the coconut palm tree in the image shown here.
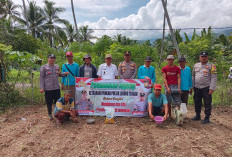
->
[15,1,46,38]
[43,0,68,47]
[64,22,77,43]
[78,25,96,42]
[0,0,21,19]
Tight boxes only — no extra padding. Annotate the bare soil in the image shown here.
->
[0,105,232,157]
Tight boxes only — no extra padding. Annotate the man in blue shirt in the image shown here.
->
[178,57,192,105]
[138,56,156,85]
[61,51,79,101]
[148,84,168,121]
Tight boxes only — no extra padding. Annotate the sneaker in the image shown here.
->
[202,118,210,124]
[192,115,201,121]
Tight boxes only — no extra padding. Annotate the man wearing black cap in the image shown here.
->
[192,51,217,124]
[178,57,192,105]
[40,54,62,120]
[133,92,146,112]
[138,56,156,84]
[79,54,98,78]
[118,51,137,79]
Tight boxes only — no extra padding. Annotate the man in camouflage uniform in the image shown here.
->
[118,51,137,79]
[40,54,67,120]
[192,51,217,124]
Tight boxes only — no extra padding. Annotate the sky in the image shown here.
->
[13,0,232,40]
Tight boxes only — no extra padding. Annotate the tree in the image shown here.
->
[78,25,96,42]
[43,0,68,47]
[64,22,77,43]
[0,0,21,19]
[113,34,137,45]
[15,1,46,38]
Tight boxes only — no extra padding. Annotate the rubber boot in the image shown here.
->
[192,114,201,121]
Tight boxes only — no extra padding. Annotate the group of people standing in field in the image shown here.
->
[40,50,217,125]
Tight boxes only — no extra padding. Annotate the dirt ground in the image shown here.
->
[0,105,232,157]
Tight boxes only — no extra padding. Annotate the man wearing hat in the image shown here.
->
[118,51,137,79]
[192,51,217,124]
[61,51,79,101]
[147,84,168,121]
[162,55,181,118]
[97,54,118,79]
[75,89,93,110]
[79,54,98,78]
[138,56,156,84]
[40,54,62,120]
[178,57,192,105]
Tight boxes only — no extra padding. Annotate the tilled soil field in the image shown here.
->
[0,105,232,157]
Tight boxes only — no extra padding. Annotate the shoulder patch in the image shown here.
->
[210,64,217,74]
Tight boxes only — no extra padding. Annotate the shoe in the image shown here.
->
[49,115,53,121]
[192,115,201,121]
[202,118,210,124]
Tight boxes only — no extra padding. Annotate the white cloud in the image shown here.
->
[80,0,232,40]
[12,0,232,40]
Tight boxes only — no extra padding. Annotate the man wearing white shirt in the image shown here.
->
[97,54,118,79]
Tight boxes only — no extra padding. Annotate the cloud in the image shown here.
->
[80,0,232,40]
[12,0,232,40]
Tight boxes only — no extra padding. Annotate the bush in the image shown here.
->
[0,83,29,110]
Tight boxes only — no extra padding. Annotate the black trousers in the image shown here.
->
[193,87,212,118]
[181,90,189,105]
[45,89,61,116]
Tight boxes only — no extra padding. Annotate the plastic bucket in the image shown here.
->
[154,116,163,124]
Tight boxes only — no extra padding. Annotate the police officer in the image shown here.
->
[192,51,217,124]
[118,51,137,79]
[40,54,66,120]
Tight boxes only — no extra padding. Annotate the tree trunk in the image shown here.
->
[161,0,181,58]
[22,0,30,34]
[160,0,167,66]
[71,0,78,41]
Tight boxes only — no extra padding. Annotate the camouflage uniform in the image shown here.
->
[193,62,217,119]
[118,61,137,79]
[40,63,61,116]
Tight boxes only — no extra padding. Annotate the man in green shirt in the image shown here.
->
[148,84,168,121]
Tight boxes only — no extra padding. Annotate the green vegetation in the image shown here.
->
[0,0,232,110]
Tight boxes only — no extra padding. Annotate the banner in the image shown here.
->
[75,78,151,117]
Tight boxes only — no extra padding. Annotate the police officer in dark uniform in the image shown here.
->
[192,51,217,124]
[118,51,137,79]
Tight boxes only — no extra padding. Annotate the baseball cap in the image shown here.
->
[124,51,131,56]
[200,51,208,56]
[83,54,92,61]
[66,51,73,57]
[48,54,56,58]
[145,56,152,62]
[154,84,162,90]
[105,54,112,59]
[178,57,186,62]
[167,55,174,60]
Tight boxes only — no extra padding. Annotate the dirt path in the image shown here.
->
[0,105,232,157]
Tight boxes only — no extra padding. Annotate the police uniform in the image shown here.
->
[40,54,61,117]
[118,51,137,79]
[193,57,217,121]
[133,93,146,112]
